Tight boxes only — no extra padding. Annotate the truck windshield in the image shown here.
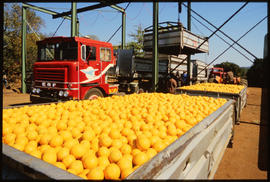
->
[38,41,78,61]
[213,68,222,72]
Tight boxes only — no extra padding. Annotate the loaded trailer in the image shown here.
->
[2,98,235,179]
[108,51,211,93]
[176,86,247,124]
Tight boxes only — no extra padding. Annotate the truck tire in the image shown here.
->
[84,88,104,100]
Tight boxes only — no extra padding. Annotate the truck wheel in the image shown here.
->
[84,88,104,100]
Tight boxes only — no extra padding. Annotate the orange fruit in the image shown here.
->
[80,169,90,177]
[146,148,157,160]
[4,133,16,145]
[121,167,134,179]
[136,136,150,151]
[131,149,141,157]
[70,144,87,159]
[97,156,110,169]
[133,152,148,166]
[57,147,70,161]
[67,168,77,175]
[109,149,122,163]
[111,139,123,149]
[49,135,63,148]
[54,162,66,170]
[47,126,57,134]
[62,154,76,168]
[90,138,99,152]
[80,140,91,149]
[120,144,132,155]
[99,135,112,148]
[63,139,79,149]
[121,128,131,136]
[82,150,96,161]
[12,143,25,151]
[97,147,110,157]
[71,127,82,139]
[13,127,25,136]
[39,134,52,145]
[167,124,177,136]
[82,130,95,141]
[42,150,57,164]
[59,130,73,142]
[104,163,121,180]
[153,140,166,153]
[30,149,42,159]
[24,143,36,154]
[83,155,98,170]
[122,154,133,162]
[109,129,121,139]
[87,166,104,180]
[56,121,67,131]
[69,160,84,175]
[15,136,29,145]
[3,125,13,136]
[117,158,133,171]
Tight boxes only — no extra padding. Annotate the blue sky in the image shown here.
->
[16,2,268,67]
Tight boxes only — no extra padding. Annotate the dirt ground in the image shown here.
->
[2,87,269,179]
[214,87,268,179]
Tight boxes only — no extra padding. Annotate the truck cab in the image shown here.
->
[30,36,118,102]
[209,67,226,83]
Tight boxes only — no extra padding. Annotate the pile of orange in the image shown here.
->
[2,93,227,179]
[180,83,245,94]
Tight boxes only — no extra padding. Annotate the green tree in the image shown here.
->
[3,3,45,83]
[246,58,264,87]
[126,24,144,57]
[214,61,241,77]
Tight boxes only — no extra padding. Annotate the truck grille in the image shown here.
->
[35,68,66,82]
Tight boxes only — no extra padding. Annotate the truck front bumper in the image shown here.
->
[30,94,72,103]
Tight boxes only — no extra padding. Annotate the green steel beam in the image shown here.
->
[187,1,191,85]
[21,6,27,93]
[110,4,125,13]
[121,12,126,49]
[22,3,71,20]
[53,2,119,19]
[152,2,159,92]
[71,2,77,37]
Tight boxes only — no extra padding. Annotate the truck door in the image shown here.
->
[100,47,112,84]
[80,44,101,84]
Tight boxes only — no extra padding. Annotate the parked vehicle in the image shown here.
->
[30,36,119,102]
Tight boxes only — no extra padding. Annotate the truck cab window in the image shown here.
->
[86,46,96,61]
[38,41,77,61]
[81,45,86,61]
[100,47,111,62]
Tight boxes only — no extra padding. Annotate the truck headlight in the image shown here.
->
[36,88,41,94]
[52,83,56,87]
[32,88,37,93]
[42,82,46,87]
[63,91,69,97]
[47,82,51,87]
[59,91,64,96]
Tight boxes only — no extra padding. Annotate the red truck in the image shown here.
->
[209,67,227,83]
[30,36,119,102]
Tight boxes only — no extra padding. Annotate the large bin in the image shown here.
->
[176,86,247,124]
[2,99,235,179]
[143,22,209,55]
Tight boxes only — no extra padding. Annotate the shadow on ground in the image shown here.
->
[258,87,269,175]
